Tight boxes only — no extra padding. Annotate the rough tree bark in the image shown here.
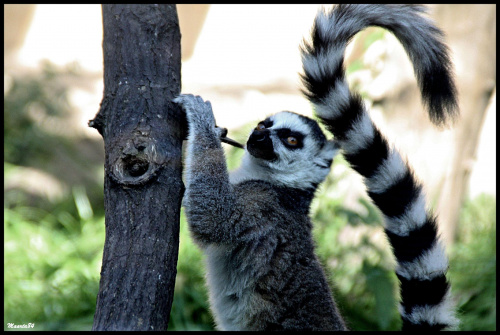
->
[88,4,184,331]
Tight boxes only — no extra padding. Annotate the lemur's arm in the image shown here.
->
[174,94,236,245]
[175,94,271,246]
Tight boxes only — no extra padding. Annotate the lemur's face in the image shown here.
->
[245,111,339,189]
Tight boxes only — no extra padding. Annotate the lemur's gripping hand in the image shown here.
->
[174,94,225,139]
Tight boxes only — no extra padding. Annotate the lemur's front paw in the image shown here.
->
[174,94,217,134]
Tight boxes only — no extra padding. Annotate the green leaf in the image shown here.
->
[362,261,398,330]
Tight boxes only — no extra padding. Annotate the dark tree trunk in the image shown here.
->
[89,4,184,331]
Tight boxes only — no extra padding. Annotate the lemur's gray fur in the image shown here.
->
[174,4,458,331]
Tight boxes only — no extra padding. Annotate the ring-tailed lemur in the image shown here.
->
[174,4,458,331]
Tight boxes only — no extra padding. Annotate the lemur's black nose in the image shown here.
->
[247,129,276,161]
[250,129,269,141]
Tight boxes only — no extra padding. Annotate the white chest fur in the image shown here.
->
[204,245,261,330]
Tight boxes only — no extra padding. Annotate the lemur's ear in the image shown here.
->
[314,139,339,169]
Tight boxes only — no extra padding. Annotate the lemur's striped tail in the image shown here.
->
[301,5,459,330]
[301,4,458,127]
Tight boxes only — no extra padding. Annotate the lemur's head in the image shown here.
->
[230,111,339,190]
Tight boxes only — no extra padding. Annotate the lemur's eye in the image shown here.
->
[287,137,298,146]
[256,123,266,131]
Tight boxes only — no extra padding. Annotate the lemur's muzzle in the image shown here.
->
[247,129,278,161]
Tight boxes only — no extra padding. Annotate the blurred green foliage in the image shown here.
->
[167,211,214,330]
[4,62,105,331]
[4,61,496,331]
[449,194,496,330]
[4,207,104,330]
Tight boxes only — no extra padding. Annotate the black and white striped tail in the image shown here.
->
[301,5,459,330]
[301,4,458,127]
